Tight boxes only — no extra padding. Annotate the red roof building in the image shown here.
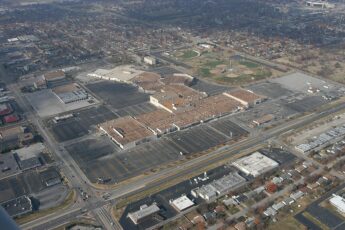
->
[3,114,19,124]
[265,182,278,194]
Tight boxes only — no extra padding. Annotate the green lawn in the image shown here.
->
[239,60,259,68]
[181,50,199,59]
[204,60,225,68]
[199,68,211,77]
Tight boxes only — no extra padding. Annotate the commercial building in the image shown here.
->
[224,89,266,108]
[330,194,345,214]
[135,109,176,135]
[170,195,194,212]
[13,142,45,170]
[3,114,19,124]
[1,196,32,218]
[127,203,160,225]
[33,75,47,89]
[131,72,163,93]
[295,125,345,153]
[150,84,206,113]
[191,172,246,201]
[52,83,88,104]
[88,65,143,83]
[39,168,61,187]
[253,114,274,126]
[232,152,279,177]
[143,56,157,66]
[0,126,25,140]
[161,73,195,86]
[43,70,65,83]
[99,116,156,150]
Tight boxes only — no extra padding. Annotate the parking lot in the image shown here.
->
[208,118,249,139]
[259,148,296,164]
[86,81,149,110]
[49,106,118,142]
[67,122,242,183]
[26,89,98,117]
[116,102,157,117]
[248,82,294,99]
[67,136,182,183]
[191,79,232,95]
[284,95,328,113]
[234,101,297,128]
[272,72,338,93]
[168,125,228,155]
[0,153,20,180]
[0,167,60,203]
[150,66,181,76]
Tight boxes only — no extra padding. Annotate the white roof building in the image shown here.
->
[232,152,279,177]
[191,172,246,201]
[170,195,194,212]
[290,191,304,201]
[88,65,143,83]
[127,203,160,225]
[330,194,345,214]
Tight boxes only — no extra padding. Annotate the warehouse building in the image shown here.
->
[1,195,32,218]
[161,73,195,86]
[88,65,143,83]
[99,116,156,150]
[135,109,176,135]
[330,194,345,214]
[13,142,45,170]
[52,83,88,104]
[191,172,246,201]
[131,72,163,93]
[150,84,206,113]
[43,70,65,83]
[170,195,194,212]
[3,114,19,124]
[127,203,160,225]
[232,152,279,177]
[40,168,62,187]
[143,56,157,66]
[223,89,266,108]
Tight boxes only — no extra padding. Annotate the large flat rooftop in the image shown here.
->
[99,116,154,149]
[232,151,279,177]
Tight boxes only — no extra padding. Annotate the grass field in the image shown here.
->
[239,60,259,68]
[181,50,199,59]
[204,60,225,68]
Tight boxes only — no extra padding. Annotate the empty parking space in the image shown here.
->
[116,102,157,117]
[259,148,296,164]
[168,126,228,155]
[209,119,249,139]
[0,168,57,203]
[285,96,328,113]
[86,81,149,110]
[248,82,294,99]
[71,137,182,183]
[49,106,118,142]
[191,79,231,95]
[66,137,117,168]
